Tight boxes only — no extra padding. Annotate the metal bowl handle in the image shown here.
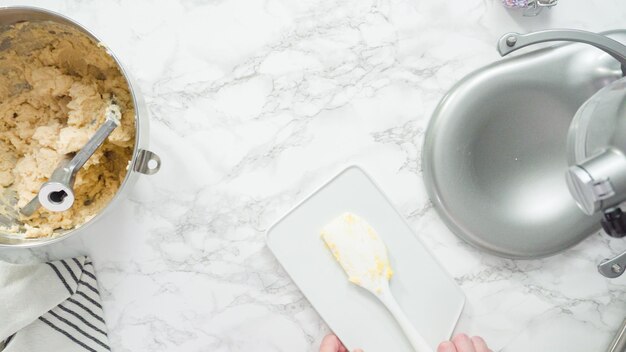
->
[497,29,626,75]
[134,149,161,175]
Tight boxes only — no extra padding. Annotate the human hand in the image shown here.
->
[320,332,490,352]
[319,334,363,352]
[437,334,491,352]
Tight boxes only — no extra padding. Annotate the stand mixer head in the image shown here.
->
[500,29,626,278]
[566,77,626,278]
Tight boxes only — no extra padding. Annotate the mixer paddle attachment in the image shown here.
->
[19,102,121,216]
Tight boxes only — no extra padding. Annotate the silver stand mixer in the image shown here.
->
[498,29,626,278]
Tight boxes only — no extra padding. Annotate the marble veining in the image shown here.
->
[1,0,626,351]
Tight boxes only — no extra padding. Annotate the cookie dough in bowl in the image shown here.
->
[0,7,161,245]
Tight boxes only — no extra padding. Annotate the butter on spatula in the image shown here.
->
[321,213,394,293]
[320,212,433,352]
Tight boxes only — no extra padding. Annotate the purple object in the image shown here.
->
[502,0,557,16]
[502,0,530,8]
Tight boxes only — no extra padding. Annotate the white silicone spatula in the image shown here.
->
[321,212,433,352]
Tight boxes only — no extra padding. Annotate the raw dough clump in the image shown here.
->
[0,21,135,238]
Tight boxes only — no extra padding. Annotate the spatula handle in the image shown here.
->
[379,285,433,352]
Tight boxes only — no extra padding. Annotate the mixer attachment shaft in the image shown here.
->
[20,102,121,216]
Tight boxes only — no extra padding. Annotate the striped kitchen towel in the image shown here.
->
[0,256,111,352]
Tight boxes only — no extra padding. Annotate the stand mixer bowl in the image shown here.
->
[0,7,161,247]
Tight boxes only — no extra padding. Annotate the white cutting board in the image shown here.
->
[267,166,465,352]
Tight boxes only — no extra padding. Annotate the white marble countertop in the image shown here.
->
[1,0,626,351]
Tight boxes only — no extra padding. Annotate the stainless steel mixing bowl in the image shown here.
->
[0,6,161,247]
[422,31,626,258]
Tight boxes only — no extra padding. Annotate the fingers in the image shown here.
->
[438,341,458,352]
[451,334,476,352]
[321,333,491,352]
[471,336,490,352]
[320,334,345,352]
